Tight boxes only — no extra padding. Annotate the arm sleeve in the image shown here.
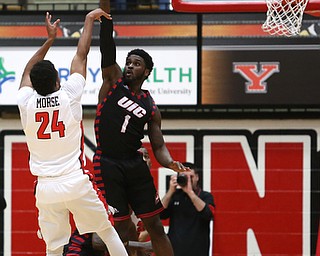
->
[100,16,116,68]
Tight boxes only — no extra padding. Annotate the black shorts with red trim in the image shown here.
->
[98,153,163,220]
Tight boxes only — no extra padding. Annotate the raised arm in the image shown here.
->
[19,12,60,89]
[98,0,123,104]
[70,8,111,78]
[100,0,110,13]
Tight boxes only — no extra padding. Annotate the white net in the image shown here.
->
[262,0,309,36]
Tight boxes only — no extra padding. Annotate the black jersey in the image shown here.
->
[95,78,156,158]
[160,188,215,256]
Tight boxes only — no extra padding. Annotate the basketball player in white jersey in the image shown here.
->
[17,9,128,256]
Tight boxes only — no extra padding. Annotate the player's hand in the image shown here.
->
[87,8,112,23]
[45,12,60,40]
[168,161,191,173]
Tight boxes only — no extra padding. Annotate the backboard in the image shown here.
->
[171,0,320,13]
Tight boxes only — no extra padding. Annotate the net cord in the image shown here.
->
[262,0,309,36]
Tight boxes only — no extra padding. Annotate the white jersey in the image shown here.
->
[17,73,86,177]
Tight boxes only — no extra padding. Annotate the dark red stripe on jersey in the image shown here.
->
[96,107,102,115]
[93,152,106,197]
[88,156,112,224]
[93,176,103,182]
[150,101,156,120]
[95,149,102,155]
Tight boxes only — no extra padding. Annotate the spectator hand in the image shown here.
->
[168,175,178,193]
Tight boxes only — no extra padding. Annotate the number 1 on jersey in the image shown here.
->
[121,114,131,133]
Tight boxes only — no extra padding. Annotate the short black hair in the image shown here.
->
[30,60,57,96]
[127,48,154,73]
[182,162,202,188]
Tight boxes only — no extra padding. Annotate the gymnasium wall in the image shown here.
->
[1,117,319,255]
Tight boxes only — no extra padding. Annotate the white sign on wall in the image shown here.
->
[0,46,197,106]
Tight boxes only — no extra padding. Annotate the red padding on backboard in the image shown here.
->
[172,0,320,13]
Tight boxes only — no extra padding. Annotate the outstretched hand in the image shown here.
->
[87,8,112,23]
[168,161,191,173]
[45,12,60,40]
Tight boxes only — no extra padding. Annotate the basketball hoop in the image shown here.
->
[262,0,309,37]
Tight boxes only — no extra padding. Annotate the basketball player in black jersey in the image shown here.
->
[65,1,189,255]
[93,1,189,256]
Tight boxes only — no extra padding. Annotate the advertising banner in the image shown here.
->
[0,46,197,106]
[202,45,320,107]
